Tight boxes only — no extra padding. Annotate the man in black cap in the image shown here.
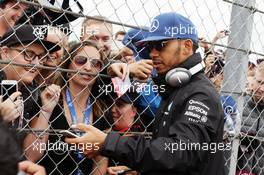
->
[0,24,61,125]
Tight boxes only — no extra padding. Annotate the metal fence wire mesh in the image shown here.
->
[0,0,263,175]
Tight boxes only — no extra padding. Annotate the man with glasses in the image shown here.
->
[66,12,225,175]
[0,24,60,126]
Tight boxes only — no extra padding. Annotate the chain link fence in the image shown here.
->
[0,0,263,174]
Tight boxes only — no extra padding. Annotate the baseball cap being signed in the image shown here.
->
[138,12,198,45]
[0,25,60,52]
[122,28,150,60]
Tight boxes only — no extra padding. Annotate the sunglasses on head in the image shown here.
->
[147,40,169,52]
[73,55,103,69]
[257,59,264,65]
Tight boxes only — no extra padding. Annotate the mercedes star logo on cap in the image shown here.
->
[149,19,159,33]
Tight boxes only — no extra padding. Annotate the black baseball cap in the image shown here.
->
[104,80,141,105]
[114,82,142,105]
[119,89,141,105]
[0,25,60,52]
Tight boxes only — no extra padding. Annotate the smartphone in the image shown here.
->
[59,130,80,138]
[1,80,18,101]
[17,171,26,175]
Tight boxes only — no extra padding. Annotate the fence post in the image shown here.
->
[221,0,256,175]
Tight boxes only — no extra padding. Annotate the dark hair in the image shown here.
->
[114,30,126,40]
[206,57,225,78]
[192,43,198,53]
[0,0,17,9]
[257,58,264,65]
[0,122,22,175]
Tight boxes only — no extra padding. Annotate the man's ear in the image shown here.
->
[183,39,193,55]
[0,47,9,60]
[131,106,137,115]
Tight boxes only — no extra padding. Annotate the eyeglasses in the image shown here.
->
[73,55,103,69]
[147,40,169,52]
[9,48,47,65]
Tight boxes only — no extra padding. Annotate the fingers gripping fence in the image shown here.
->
[0,0,263,174]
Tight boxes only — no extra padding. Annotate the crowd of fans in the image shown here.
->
[0,1,263,175]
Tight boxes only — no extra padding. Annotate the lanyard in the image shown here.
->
[65,88,91,175]
[65,88,91,126]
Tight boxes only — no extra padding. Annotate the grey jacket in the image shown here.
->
[238,95,264,174]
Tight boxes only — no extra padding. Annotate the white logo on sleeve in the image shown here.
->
[201,116,208,123]
[185,99,210,124]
